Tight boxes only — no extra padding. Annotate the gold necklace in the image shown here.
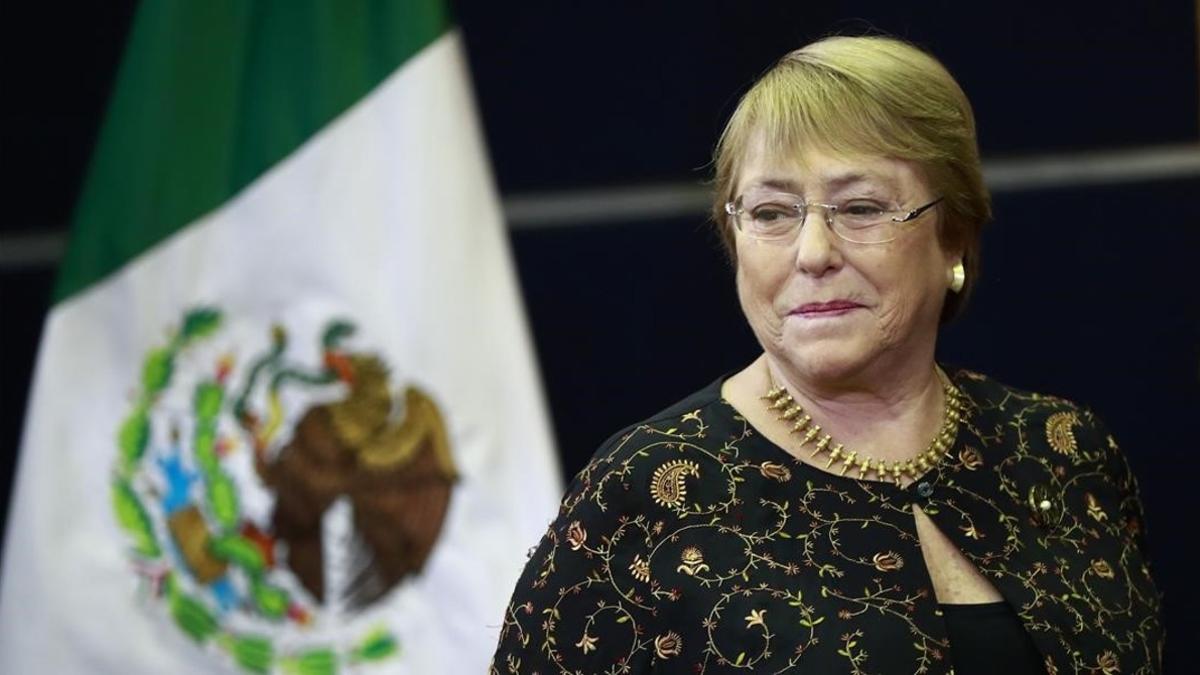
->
[761,366,963,485]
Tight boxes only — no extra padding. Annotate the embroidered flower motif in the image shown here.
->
[1045,411,1079,455]
[872,551,904,571]
[1091,558,1116,580]
[1096,650,1120,674]
[575,632,598,654]
[759,461,792,482]
[960,525,983,540]
[654,631,682,659]
[958,446,983,470]
[565,520,587,551]
[676,547,710,576]
[650,460,700,508]
[1085,493,1108,522]
[1125,515,1142,538]
[744,609,767,629]
[629,554,651,583]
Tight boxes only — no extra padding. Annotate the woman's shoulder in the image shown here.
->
[558,376,742,516]
[950,365,1104,424]
[586,375,730,458]
[949,365,1082,410]
[946,364,1123,470]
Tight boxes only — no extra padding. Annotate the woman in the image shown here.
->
[490,36,1163,674]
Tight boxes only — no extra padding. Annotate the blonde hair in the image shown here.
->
[711,35,991,321]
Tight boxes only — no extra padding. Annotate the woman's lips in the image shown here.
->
[790,300,864,317]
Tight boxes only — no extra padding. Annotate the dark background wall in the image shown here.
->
[3,0,1197,668]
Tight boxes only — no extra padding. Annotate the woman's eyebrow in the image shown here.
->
[823,172,896,192]
[745,177,803,193]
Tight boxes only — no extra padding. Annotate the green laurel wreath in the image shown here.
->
[111,307,400,674]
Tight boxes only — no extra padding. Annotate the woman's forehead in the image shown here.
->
[736,146,920,196]
[734,132,921,194]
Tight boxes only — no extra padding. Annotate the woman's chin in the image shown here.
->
[772,336,874,385]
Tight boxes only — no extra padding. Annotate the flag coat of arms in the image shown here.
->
[0,2,561,672]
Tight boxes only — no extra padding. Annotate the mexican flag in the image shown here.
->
[0,2,561,673]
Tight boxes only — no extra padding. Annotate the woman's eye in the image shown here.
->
[841,202,886,217]
[751,206,793,222]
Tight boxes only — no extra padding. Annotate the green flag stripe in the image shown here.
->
[55,0,449,302]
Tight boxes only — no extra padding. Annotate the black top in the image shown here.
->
[941,602,1043,674]
[490,367,1163,674]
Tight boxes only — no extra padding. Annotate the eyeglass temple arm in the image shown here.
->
[892,197,945,223]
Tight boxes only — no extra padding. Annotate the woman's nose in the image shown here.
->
[793,205,842,276]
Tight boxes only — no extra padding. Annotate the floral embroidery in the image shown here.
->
[490,369,1163,674]
[676,547,709,576]
[649,459,700,508]
[653,631,682,659]
[744,609,767,629]
[1086,492,1108,522]
[872,551,904,572]
[628,554,651,583]
[1045,411,1080,455]
[1096,649,1121,674]
[575,632,598,654]
[959,446,983,470]
[759,461,792,482]
[1091,558,1116,579]
[565,520,587,551]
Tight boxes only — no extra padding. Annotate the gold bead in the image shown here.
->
[771,397,791,410]
[791,415,811,433]
[781,405,802,420]
[838,449,856,476]
[803,425,821,444]
[814,436,831,453]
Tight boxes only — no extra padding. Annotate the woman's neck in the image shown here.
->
[729,353,947,468]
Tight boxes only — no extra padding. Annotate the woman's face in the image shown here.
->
[733,144,959,386]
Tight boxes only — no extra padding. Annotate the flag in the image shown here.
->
[0,1,561,672]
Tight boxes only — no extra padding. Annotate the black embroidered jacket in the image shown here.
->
[490,368,1164,674]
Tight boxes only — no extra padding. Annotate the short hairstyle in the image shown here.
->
[711,35,991,322]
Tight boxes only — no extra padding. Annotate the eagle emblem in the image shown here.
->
[111,307,455,672]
